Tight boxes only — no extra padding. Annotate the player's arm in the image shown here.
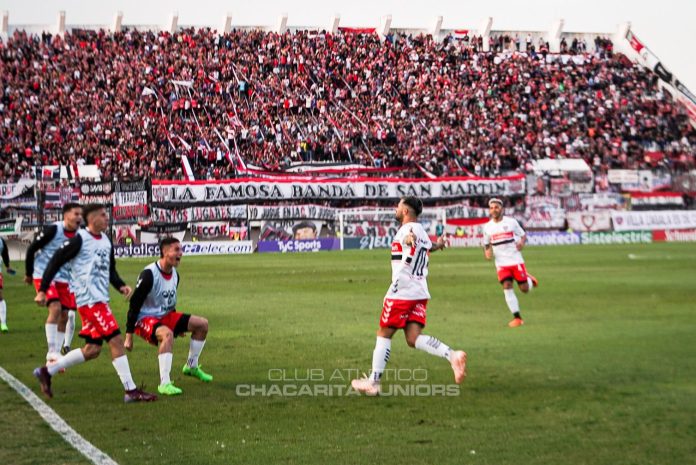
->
[25,225,58,282]
[109,247,129,296]
[124,269,154,351]
[37,235,82,305]
[513,219,527,251]
[483,230,492,260]
[0,238,10,270]
[430,235,448,252]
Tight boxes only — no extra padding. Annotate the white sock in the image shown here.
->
[45,323,58,354]
[64,310,76,348]
[187,339,206,368]
[47,348,85,376]
[158,352,173,385]
[112,355,137,391]
[504,289,520,314]
[370,336,391,382]
[0,300,6,325]
[415,335,452,360]
[56,331,65,349]
[526,277,534,293]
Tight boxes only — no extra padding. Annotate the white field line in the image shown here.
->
[0,365,118,465]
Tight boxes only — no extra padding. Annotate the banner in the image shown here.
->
[151,205,247,223]
[607,169,639,184]
[549,178,572,197]
[526,231,581,246]
[141,230,186,244]
[0,218,22,236]
[44,186,80,209]
[0,180,36,207]
[608,170,670,192]
[259,220,327,241]
[566,211,612,232]
[140,222,188,244]
[114,240,253,257]
[343,220,399,240]
[342,236,394,250]
[629,192,684,209]
[141,222,189,234]
[519,196,566,229]
[191,221,229,239]
[151,175,526,204]
[248,204,337,221]
[113,179,149,220]
[652,229,696,242]
[564,193,626,211]
[443,204,488,220]
[580,231,653,245]
[79,181,113,204]
[258,238,341,253]
[611,210,696,231]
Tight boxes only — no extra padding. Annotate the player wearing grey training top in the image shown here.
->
[125,237,212,396]
[32,204,157,403]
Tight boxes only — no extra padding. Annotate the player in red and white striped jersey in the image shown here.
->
[351,196,467,395]
[482,198,538,328]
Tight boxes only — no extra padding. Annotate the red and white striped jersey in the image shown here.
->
[483,216,526,266]
[386,222,432,300]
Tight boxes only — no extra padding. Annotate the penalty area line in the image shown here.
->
[0,365,118,465]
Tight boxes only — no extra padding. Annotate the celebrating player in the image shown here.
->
[0,236,16,333]
[352,196,467,395]
[482,198,538,328]
[25,203,82,361]
[32,204,157,403]
[124,237,212,396]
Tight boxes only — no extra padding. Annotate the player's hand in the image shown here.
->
[436,234,448,250]
[24,275,33,285]
[124,333,133,352]
[35,291,47,306]
[484,249,492,260]
[516,241,524,251]
[120,285,132,299]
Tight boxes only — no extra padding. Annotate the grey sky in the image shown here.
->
[3,0,695,91]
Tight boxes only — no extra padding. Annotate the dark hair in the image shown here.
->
[292,221,316,234]
[159,236,181,257]
[81,204,105,224]
[401,196,423,216]
[62,202,81,214]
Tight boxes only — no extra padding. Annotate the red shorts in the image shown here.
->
[135,311,190,345]
[34,279,76,310]
[379,299,428,328]
[77,303,120,344]
[0,273,3,289]
[496,263,528,284]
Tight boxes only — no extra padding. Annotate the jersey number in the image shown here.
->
[412,248,428,277]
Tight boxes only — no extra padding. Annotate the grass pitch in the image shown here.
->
[1,243,695,464]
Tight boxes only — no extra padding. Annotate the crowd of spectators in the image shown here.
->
[0,27,694,181]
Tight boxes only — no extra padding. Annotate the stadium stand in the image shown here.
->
[1,26,694,181]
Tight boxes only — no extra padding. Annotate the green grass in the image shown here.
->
[1,243,695,464]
